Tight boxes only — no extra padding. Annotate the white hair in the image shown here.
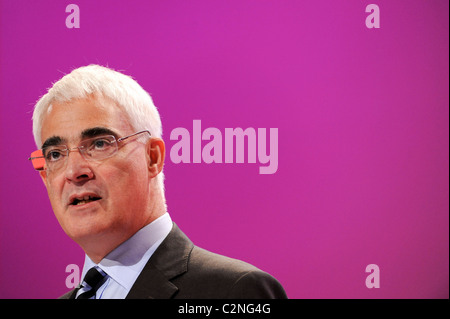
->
[32,64,165,196]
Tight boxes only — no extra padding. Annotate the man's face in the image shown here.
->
[39,96,154,249]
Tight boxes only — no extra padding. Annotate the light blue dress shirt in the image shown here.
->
[76,213,173,299]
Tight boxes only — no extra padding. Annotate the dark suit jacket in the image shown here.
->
[60,223,287,299]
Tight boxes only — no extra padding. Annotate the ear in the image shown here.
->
[146,137,165,178]
[39,170,48,186]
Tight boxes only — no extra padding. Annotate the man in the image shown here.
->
[29,64,287,299]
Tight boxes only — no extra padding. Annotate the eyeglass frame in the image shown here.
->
[28,130,151,171]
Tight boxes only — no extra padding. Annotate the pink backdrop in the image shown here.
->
[0,0,448,299]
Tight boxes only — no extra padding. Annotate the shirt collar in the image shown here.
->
[81,213,173,291]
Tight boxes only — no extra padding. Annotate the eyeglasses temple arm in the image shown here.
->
[117,130,151,143]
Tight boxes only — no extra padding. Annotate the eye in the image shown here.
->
[90,137,113,150]
[44,148,65,162]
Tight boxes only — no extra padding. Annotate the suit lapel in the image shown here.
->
[125,263,179,299]
[126,223,193,299]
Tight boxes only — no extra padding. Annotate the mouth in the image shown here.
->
[69,194,102,206]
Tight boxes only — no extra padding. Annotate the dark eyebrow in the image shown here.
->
[41,136,65,149]
[81,127,119,139]
[41,127,118,149]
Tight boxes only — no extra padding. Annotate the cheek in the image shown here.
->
[104,157,150,204]
[45,176,65,211]
[45,178,71,231]
[103,170,149,230]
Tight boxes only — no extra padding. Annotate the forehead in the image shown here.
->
[40,95,133,146]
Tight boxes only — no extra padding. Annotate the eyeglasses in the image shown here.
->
[28,130,151,171]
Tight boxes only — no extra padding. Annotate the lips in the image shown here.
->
[68,193,102,206]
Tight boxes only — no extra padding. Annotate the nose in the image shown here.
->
[64,147,94,183]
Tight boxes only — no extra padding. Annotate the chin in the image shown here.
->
[63,219,111,242]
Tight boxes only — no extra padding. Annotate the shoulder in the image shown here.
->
[58,289,75,299]
[189,245,263,276]
[175,245,288,299]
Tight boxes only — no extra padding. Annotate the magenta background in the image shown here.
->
[0,0,448,299]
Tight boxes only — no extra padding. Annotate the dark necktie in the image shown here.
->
[76,267,107,299]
